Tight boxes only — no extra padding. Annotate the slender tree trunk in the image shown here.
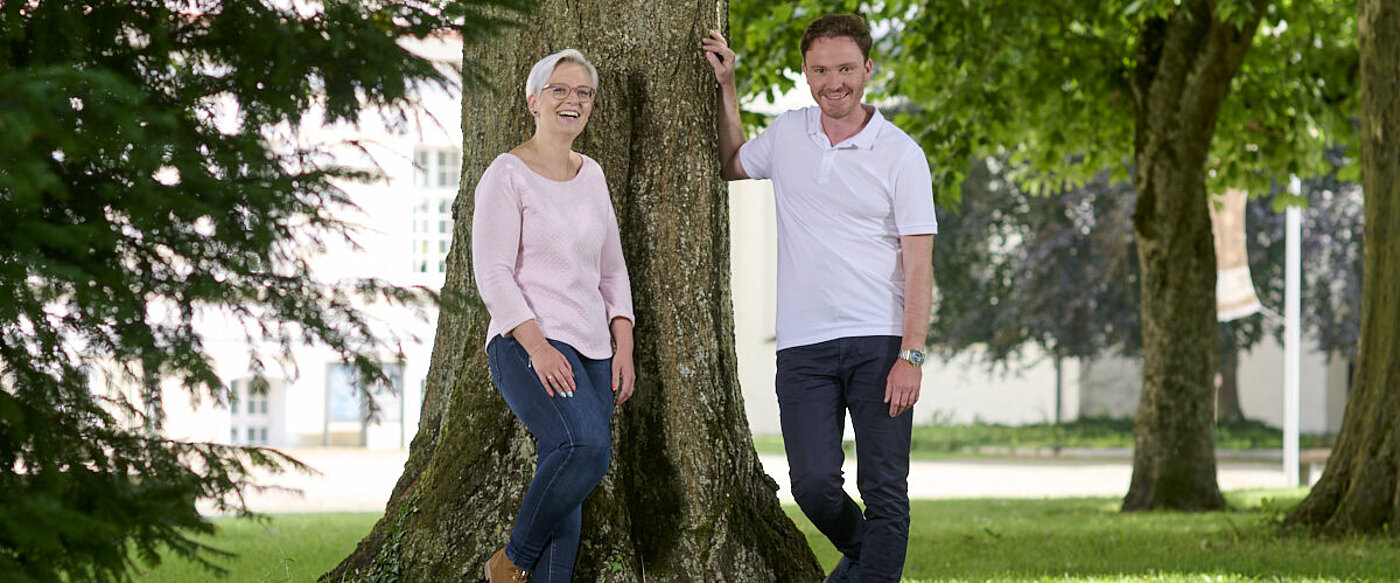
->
[1285,0,1400,535]
[1216,335,1244,423]
[323,2,822,581]
[1053,352,1063,426]
[1123,0,1265,511]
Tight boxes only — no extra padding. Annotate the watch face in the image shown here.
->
[910,350,924,365]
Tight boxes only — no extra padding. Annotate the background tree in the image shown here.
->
[1285,0,1400,535]
[0,1,519,580]
[733,0,1357,510]
[325,1,822,581]
[928,160,1141,425]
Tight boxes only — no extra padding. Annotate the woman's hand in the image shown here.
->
[611,350,635,405]
[609,317,636,405]
[528,341,576,398]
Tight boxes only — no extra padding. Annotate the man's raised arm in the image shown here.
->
[702,29,749,181]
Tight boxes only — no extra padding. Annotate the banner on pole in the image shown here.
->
[1210,188,1262,321]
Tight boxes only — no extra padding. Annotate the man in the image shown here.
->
[702,13,936,583]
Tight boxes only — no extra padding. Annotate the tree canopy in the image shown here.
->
[734,0,1357,202]
[0,1,520,580]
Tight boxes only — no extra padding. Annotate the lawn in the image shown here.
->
[128,513,374,583]
[133,490,1400,582]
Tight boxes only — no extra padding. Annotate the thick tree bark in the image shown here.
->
[1123,0,1266,511]
[1285,0,1400,535]
[322,1,822,581]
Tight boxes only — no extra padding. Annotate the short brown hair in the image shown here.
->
[800,14,873,61]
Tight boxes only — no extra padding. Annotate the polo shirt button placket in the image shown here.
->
[818,148,837,184]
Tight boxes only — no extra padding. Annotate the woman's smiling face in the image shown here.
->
[529,62,595,137]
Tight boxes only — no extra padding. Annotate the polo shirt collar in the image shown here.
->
[805,105,885,150]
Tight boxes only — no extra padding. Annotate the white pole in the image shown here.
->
[1284,177,1302,487]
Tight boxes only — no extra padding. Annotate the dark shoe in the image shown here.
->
[824,555,858,583]
[485,548,529,583]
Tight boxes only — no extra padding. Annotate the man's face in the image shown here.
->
[802,35,872,122]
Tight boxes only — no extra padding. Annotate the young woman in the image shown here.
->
[471,49,635,583]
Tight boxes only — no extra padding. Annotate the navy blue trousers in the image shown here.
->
[777,335,912,583]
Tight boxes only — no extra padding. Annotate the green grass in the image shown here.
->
[133,491,1400,582]
[129,513,375,582]
[797,490,1400,581]
[754,417,1335,459]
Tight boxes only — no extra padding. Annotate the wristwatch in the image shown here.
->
[897,348,925,367]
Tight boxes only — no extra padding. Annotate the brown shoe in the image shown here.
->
[484,548,529,583]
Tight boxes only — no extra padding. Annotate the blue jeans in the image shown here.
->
[487,336,614,583]
[776,336,912,583]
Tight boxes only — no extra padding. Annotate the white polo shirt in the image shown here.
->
[739,106,937,350]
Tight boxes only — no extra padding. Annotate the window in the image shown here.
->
[413,146,461,190]
[408,146,458,276]
[324,362,405,447]
[326,362,403,423]
[410,194,454,276]
[228,377,279,446]
[437,150,460,187]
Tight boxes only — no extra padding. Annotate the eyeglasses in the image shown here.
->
[542,84,597,102]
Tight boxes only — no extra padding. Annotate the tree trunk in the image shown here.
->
[1216,336,1244,423]
[1123,0,1265,511]
[322,1,823,581]
[1284,0,1400,536]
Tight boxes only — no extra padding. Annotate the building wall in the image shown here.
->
[730,178,1082,433]
[1076,337,1344,434]
[730,176,1348,436]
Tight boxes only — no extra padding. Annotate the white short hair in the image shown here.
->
[524,49,599,99]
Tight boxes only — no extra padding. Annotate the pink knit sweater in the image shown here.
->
[471,153,634,359]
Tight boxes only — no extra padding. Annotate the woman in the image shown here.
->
[471,49,635,583]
